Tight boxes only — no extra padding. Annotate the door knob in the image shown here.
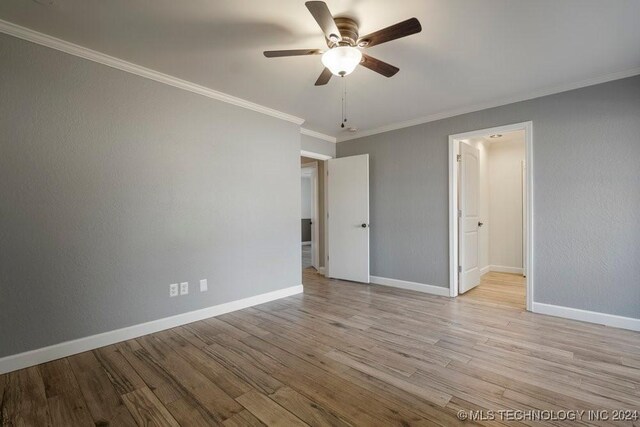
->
[361,223,368,228]
[478,222,484,227]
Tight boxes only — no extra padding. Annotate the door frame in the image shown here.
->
[301,161,320,269]
[301,149,334,275]
[448,121,533,310]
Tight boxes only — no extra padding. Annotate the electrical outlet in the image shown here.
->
[200,279,208,292]
[180,282,189,295]
[169,283,179,297]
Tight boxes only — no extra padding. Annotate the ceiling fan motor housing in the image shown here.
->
[328,17,360,47]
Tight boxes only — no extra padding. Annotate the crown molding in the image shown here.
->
[337,66,640,142]
[0,19,305,126]
[300,127,337,143]
[3,19,638,140]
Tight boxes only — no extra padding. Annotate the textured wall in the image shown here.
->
[301,134,336,158]
[338,75,640,318]
[0,33,301,358]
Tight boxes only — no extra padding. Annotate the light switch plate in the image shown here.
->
[200,279,208,292]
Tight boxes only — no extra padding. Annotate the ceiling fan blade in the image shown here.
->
[305,1,342,42]
[263,49,323,58]
[358,17,422,48]
[360,54,399,77]
[314,68,333,86]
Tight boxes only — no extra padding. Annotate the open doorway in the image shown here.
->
[301,159,319,271]
[301,155,330,278]
[449,122,533,310]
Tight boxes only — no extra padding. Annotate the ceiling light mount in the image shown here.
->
[327,17,360,48]
[489,134,503,138]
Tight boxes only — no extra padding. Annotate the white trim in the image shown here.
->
[449,122,534,312]
[480,266,491,276]
[370,276,450,297]
[301,150,333,160]
[301,162,320,269]
[317,266,325,275]
[5,16,637,141]
[0,19,304,126]
[532,303,640,332]
[301,128,337,143]
[300,151,331,273]
[489,265,524,274]
[0,284,303,375]
[337,68,640,142]
[301,241,311,246]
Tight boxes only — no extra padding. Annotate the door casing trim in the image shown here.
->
[448,121,533,311]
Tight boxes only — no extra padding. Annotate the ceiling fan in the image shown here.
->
[263,1,422,86]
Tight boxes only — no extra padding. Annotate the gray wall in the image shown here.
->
[301,134,336,158]
[338,75,640,318]
[0,33,301,358]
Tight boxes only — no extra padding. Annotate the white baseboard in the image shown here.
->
[0,284,303,375]
[370,276,450,297]
[480,266,491,275]
[301,241,311,246]
[489,265,523,274]
[317,266,325,275]
[532,302,640,332]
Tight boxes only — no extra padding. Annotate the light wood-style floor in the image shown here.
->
[301,245,312,269]
[462,271,526,310]
[1,269,639,426]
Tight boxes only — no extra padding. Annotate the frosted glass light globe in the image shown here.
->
[321,46,362,76]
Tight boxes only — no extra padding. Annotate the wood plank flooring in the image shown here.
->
[1,269,639,426]
[462,272,526,310]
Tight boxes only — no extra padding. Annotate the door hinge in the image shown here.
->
[456,154,461,162]
[458,266,462,273]
[458,209,462,218]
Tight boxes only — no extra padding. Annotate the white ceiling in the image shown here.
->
[1,0,639,140]
[469,130,525,145]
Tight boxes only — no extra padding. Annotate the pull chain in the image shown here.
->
[340,77,347,128]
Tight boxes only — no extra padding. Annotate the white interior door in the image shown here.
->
[327,154,370,283]
[522,160,527,277]
[459,142,481,293]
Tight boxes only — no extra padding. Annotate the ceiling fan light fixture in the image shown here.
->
[322,46,362,76]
